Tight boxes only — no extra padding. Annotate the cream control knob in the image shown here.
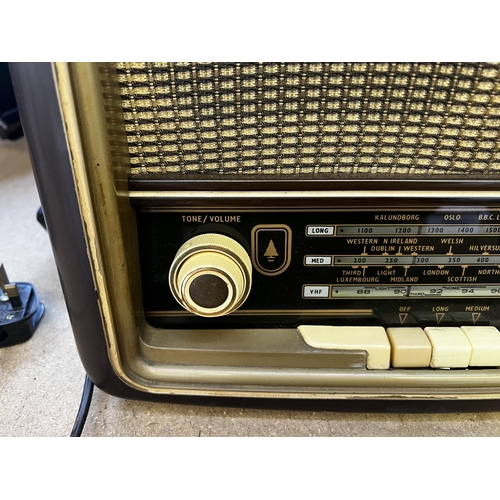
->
[169,233,252,317]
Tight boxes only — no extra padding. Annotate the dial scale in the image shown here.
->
[136,207,500,330]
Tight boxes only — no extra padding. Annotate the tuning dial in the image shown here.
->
[169,233,252,317]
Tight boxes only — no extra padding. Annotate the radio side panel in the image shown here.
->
[9,62,143,399]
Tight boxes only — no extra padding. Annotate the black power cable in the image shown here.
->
[70,375,95,437]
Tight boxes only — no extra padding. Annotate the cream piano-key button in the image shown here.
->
[460,326,500,367]
[424,327,472,368]
[297,325,390,369]
[386,328,431,368]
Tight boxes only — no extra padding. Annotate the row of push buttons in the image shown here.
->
[297,325,500,370]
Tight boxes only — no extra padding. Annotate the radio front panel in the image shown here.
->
[135,205,500,331]
[17,61,500,402]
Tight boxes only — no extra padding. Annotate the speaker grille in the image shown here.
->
[111,62,500,178]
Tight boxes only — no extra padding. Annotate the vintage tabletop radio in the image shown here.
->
[10,62,500,403]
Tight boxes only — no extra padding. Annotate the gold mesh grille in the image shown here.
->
[110,62,500,177]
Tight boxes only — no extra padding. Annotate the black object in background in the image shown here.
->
[0,263,44,347]
[0,63,23,140]
[36,207,46,230]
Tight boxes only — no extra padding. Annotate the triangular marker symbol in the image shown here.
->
[436,312,445,325]
[399,313,408,325]
[264,240,278,262]
[472,312,481,325]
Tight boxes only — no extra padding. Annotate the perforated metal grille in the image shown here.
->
[111,62,500,177]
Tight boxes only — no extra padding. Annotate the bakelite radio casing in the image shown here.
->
[11,62,500,409]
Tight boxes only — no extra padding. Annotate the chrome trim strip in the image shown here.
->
[129,190,500,199]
